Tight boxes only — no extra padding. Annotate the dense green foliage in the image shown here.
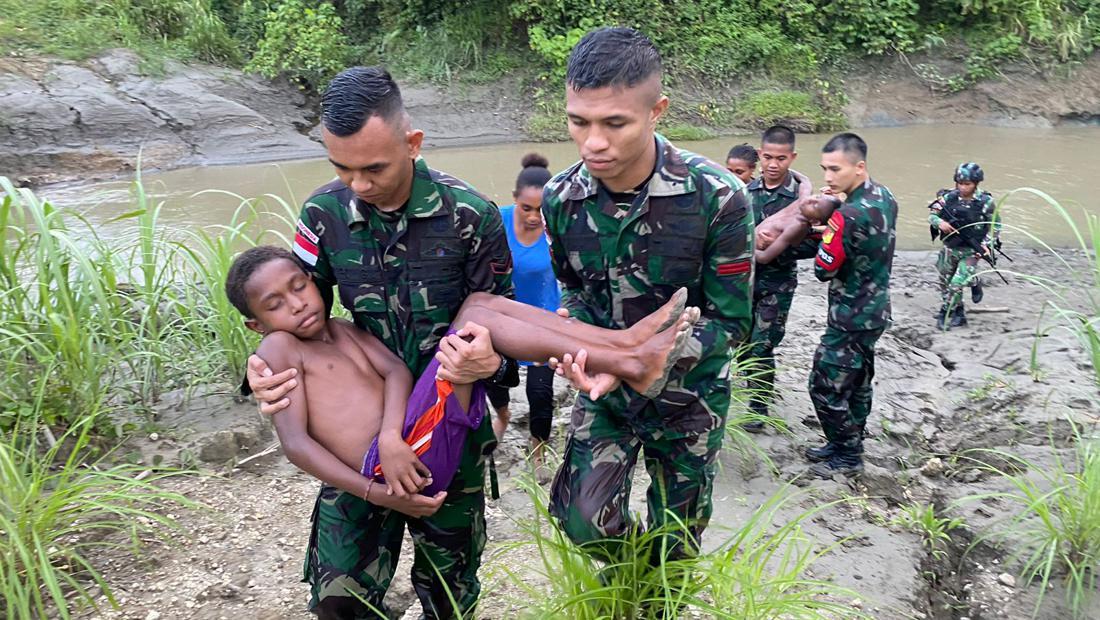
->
[3,0,1099,90]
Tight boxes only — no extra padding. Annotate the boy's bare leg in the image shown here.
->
[451,382,473,411]
[462,289,687,348]
[452,303,699,396]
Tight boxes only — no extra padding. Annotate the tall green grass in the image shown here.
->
[1,399,195,619]
[962,431,1100,618]
[0,176,291,428]
[991,188,1100,385]
[494,468,864,619]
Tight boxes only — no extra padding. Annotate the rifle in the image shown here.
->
[931,197,1010,284]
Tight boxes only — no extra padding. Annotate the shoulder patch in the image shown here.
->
[293,219,320,267]
[815,210,846,271]
[717,259,751,276]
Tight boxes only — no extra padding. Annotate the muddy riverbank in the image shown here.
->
[4,49,1100,186]
[76,249,1099,620]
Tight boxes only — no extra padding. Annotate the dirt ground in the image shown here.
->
[76,249,1099,620]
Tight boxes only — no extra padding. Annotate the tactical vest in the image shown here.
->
[940,190,989,248]
[559,186,707,325]
[316,183,470,345]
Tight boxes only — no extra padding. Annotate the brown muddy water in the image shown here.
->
[43,124,1100,248]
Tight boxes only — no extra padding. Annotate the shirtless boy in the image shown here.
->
[225,246,699,509]
[755,194,841,265]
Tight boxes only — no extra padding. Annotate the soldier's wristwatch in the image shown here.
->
[488,354,511,385]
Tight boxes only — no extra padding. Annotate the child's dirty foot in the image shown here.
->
[626,287,688,346]
[630,307,700,399]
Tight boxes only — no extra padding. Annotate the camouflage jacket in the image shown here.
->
[746,171,816,292]
[928,189,999,248]
[293,157,514,378]
[814,178,898,332]
[542,134,754,407]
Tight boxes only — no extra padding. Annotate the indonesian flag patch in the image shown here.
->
[293,219,320,267]
[815,211,846,271]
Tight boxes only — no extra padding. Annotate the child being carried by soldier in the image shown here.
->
[755,194,842,264]
[225,245,699,510]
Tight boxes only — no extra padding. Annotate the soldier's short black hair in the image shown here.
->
[566,27,662,91]
[762,125,796,148]
[225,246,303,318]
[822,132,868,162]
[322,66,404,137]
[726,143,758,165]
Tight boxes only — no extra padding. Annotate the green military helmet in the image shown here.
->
[954,162,984,183]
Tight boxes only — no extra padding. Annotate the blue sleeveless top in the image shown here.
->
[500,204,560,313]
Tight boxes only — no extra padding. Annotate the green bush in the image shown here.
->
[246,0,349,89]
[821,0,921,54]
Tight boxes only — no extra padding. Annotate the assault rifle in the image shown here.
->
[930,198,1013,284]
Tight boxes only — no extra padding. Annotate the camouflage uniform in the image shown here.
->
[741,172,817,411]
[928,188,998,310]
[809,179,898,455]
[543,135,754,558]
[293,157,513,619]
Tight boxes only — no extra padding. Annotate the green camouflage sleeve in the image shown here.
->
[697,186,754,349]
[928,195,946,227]
[464,203,514,298]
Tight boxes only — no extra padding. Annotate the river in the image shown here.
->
[41,124,1099,249]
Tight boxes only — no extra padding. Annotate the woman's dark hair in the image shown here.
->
[515,152,552,192]
[727,143,759,165]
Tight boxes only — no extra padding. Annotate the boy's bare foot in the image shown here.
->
[629,307,700,399]
[624,287,688,346]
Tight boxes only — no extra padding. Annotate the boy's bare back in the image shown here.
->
[257,319,387,471]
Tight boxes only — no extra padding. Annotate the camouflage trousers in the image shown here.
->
[937,246,980,309]
[808,327,885,452]
[304,418,495,620]
[548,387,726,561]
[740,279,797,408]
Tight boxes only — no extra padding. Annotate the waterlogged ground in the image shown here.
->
[78,250,1100,620]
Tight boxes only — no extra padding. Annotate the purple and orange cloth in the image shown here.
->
[361,352,487,497]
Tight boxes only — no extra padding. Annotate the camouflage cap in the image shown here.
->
[954,162,984,183]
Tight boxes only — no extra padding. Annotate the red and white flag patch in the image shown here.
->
[815,211,846,272]
[293,220,320,267]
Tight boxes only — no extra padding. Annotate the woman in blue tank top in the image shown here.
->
[486,153,559,478]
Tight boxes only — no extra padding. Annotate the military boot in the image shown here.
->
[971,278,984,304]
[804,442,836,463]
[741,400,768,434]
[950,305,968,328]
[808,446,864,479]
[935,306,949,331]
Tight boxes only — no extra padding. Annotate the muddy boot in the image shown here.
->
[804,442,836,463]
[950,305,968,328]
[808,444,864,478]
[935,306,949,331]
[741,400,768,434]
[971,278,984,304]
